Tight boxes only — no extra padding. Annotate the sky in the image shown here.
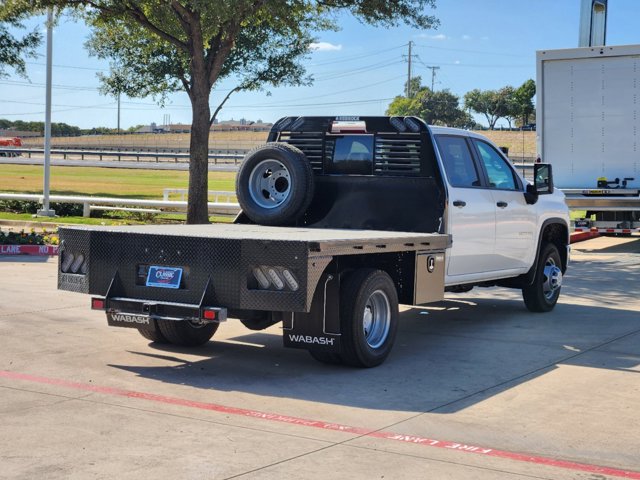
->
[3,0,640,130]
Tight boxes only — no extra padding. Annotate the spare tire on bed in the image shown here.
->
[236,143,314,226]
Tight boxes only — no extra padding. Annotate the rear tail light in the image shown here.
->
[201,307,227,322]
[91,298,105,310]
[60,250,88,274]
[251,266,299,291]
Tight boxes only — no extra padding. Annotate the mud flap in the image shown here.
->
[282,272,341,352]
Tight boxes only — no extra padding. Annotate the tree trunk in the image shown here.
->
[187,79,212,224]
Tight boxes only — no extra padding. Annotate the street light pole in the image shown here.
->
[37,7,55,217]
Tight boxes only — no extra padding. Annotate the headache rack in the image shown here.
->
[268,116,437,178]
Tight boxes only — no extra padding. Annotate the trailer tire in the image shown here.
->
[522,243,563,312]
[340,269,399,368]
[308,350,343,365]
[236,143,314,226]
[137,320,169,343]
[157,320,218,347]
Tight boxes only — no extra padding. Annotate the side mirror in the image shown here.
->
[524,163,554,205]
[534,163,554,194]
[524,183,538,205]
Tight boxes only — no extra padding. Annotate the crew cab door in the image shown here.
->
[471,139,537,271]
[434,135,498,276]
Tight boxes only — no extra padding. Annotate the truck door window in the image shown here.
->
[434,135,480,188]
[473,140,519,191]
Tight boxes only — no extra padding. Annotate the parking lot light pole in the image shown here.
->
[37,7,56,218]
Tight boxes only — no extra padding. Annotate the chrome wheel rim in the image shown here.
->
[362,290,391,349]
[247,159,291,209]
[542,257,562,300]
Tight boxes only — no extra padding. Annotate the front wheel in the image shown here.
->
[522,243,563,312]
[340,269,399,368]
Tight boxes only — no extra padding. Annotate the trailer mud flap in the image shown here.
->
[283,272,341,352]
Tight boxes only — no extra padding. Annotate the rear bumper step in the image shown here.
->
[92,295,227,328]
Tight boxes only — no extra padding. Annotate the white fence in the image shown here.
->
[0,193,240,217]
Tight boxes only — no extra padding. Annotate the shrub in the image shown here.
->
[0,228,59,245]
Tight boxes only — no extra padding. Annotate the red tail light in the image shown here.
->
[91,298,105,310]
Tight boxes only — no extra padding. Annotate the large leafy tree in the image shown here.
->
[464,87,513,130]
[387,76,473,128]
[1,1,438,223]
[513,79,536,126]
[0,19,40,78]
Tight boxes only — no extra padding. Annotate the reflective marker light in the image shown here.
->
[253,267,271,289]
[267,268,285,290]
[202,309,217,320]
[404,117,421,132]
[91,298,105,310]
[282,269,299,291]
[61,252,75,272]
[70,253,84,273]
[390,116,407,132]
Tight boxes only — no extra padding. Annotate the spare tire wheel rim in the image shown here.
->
[248,159,292,209]
[362,290,391,349]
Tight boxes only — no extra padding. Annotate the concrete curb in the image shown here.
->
[570,231,600,244]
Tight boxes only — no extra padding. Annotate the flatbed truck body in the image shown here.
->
[58,116,569,367]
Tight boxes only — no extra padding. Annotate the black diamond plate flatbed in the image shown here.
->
[61,224,450,257]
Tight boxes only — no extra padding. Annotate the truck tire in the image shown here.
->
[156,320,218,347]
[137,320,169,343]
[339,269,399,368]
[236,143,314,226]
[522,243,563,312]
[308,350,343,365]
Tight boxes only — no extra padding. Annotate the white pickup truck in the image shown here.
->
[57,116,570,368]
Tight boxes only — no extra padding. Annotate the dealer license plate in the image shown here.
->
[146,266,183,289]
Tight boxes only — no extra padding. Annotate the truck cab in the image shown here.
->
[430,127,569,289]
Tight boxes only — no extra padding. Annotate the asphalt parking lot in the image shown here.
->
[1,236,639,479]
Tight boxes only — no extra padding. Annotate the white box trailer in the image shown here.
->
[537,44,640,234]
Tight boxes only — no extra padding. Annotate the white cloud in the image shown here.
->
[480,36,490,41]
[454,60,461,65]
[309,42,343,51]
[416,33,448,40]
[462,35,472,40]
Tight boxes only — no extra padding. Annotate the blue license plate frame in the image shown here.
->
[146,266,183,289]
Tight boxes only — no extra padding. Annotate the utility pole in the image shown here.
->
[406,41,412,97]
[37,7,55,217]
[425,65,440,91]
[117,93,121,133]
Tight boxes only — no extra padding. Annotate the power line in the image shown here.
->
[308,43,406,66]
[412,43,527,58]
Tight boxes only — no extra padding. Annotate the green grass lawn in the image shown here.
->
[0,211,232,226]
[0,164,236,199]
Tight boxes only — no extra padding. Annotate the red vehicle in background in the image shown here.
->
[0,137,22,157]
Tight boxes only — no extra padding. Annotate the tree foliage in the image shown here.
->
[512,79,536,126]
[1,0,439,223]
[387,77,473,128]
[464,80,536,130]
[464,87,512,130]
[0,17,41,78]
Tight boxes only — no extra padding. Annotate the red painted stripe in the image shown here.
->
[1,370,639,478]
[0,245,59,256]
